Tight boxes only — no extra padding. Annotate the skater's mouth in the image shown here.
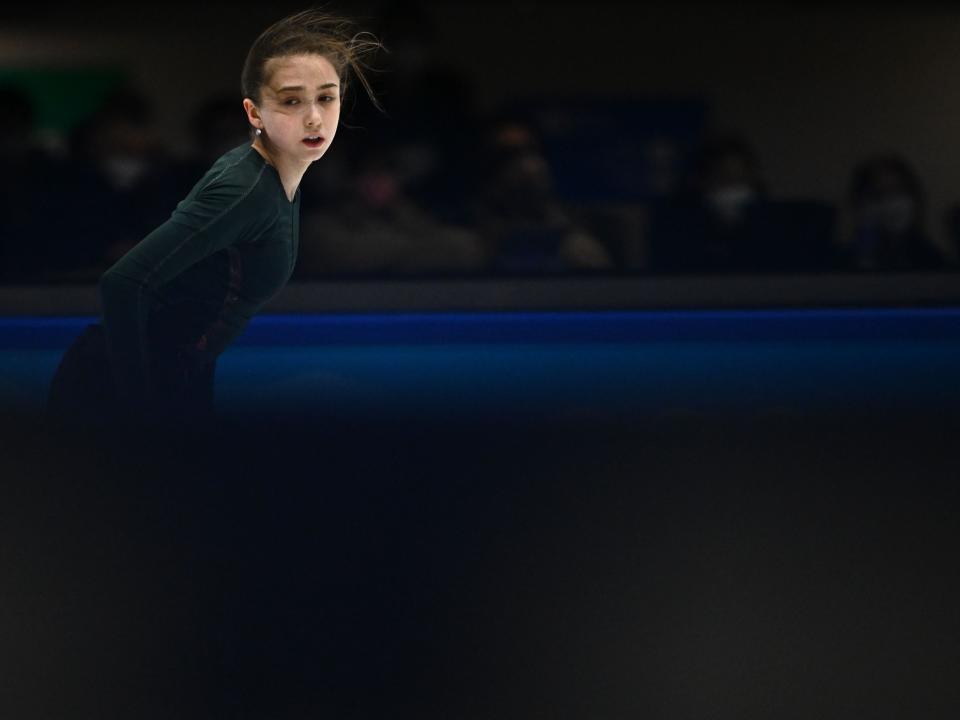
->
[302,136,325,148]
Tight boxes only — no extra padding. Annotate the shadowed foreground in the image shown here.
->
[3,406,959,719]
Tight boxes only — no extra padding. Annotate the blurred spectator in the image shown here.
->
[7,85,181,284]
[471,116,614,274]
[506,97,704,272]
[618,136,688,270]
[65,86,179,273]
[294,141,485,278]
[574,135,686,271]
[646,133,838,273]
[357,0,481,224]
[0,84,48,171]
[0,87,36,281]
[842,154,947,271]
[0,84,59,282]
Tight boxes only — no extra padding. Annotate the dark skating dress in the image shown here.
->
[40,142,307,718]
[45,141,301,431]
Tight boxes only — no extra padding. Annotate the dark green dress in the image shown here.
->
[94,142,300,417]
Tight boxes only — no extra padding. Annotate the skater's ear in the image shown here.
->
[242,98,265,133]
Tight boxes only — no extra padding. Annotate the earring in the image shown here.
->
[255,128,262,136]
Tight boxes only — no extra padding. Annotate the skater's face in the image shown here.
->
[244,53,341,162]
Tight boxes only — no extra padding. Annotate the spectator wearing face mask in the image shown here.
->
[647,135,760,272]
[646,134,835,273]
[54,87,178,280]
[843,154,946,271]
[0,84,60,282]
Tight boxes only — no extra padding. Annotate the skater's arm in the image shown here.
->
[98,166,268,412]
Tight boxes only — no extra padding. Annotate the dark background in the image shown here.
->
[3,0,960,284]
[3,3,960,719]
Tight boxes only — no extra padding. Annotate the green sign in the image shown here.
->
[0,65,127,131]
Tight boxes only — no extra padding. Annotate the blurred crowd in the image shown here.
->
[2,6,959,283]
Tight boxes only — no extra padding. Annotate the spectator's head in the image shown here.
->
[481,116,555,211]
[692,135,764,224]
[490,117,541,156]
[0,85,37,161]
[70,86,160,189]
[353,150,403,211]
[848,154,925,238]
[88,87,155,154]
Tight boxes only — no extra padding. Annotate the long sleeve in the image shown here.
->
[98,167,266,413]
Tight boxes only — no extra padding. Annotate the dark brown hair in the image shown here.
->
[241,7,383,113]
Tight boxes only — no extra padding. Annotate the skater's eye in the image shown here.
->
[318,95,335,103]
[283,98,299,105]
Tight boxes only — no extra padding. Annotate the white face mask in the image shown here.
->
[862,194,916,235]
[707,184,756,222]
[102,154,149,190]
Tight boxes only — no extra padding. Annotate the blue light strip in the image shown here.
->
[3,306,960,349]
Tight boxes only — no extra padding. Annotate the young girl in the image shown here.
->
[45,8,381,431]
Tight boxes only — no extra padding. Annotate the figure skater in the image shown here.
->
[38,9,388,719]
[45,7,382,434]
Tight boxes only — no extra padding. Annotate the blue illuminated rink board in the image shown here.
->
[2,306,960,422]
